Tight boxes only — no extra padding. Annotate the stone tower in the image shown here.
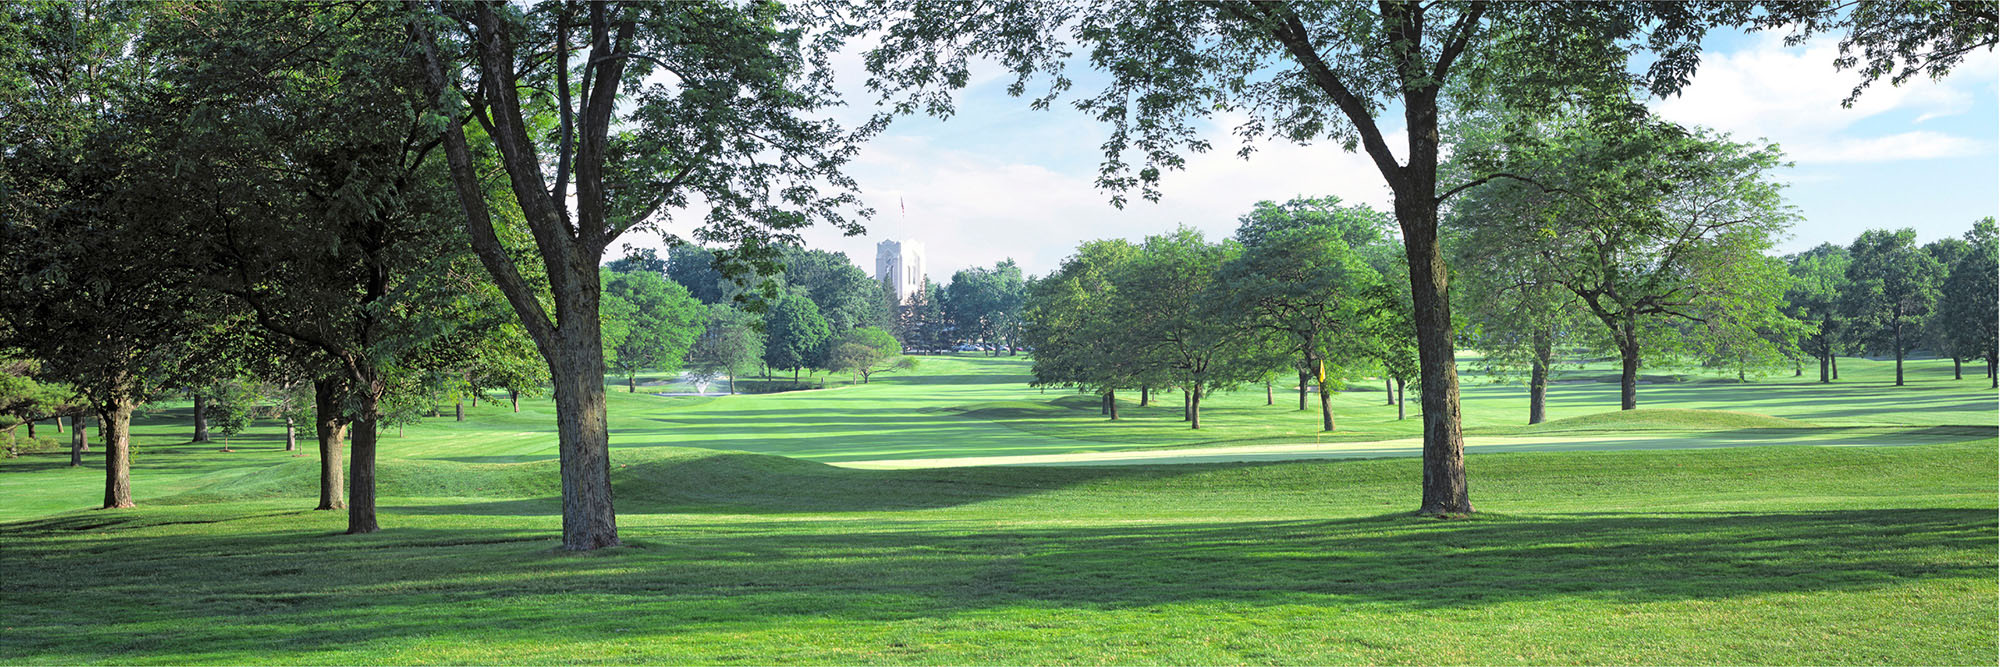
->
[875,239,927,305]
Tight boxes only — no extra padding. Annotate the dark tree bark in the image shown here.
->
[1952,357,1961,379]
[192,393,210,442]
[626,375,636,393]
[1383,371,1394,405]
[510,389,521,412]
[1618,335,1641,411]
[1297,368,1308,410]
[455,399,464,421]
[346,400,380,534]
[1266,380,1273,405]
[99,399,134,509]
[1139,385,1149,406]
[1181,389,1191,421]
[313,376,347,511]
[1990,356,1996,388]
[1099,392,1108,415]
[1189,388,1202,430]
[1832,354,1840,380]
[1819,352,1831,384]
[1528,327,1550,425]
[1893,319,1905,386]
[1107,390,1118,420]
[548,334,618,549]
[25,420,33,439]
[69,413,87,467]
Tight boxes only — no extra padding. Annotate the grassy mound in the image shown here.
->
[1510,408,1812,433]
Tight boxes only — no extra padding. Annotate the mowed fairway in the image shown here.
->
[1,355,1995,664]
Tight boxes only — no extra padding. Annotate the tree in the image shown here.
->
[205,380,261,452]
[470,324,551,412]
[1022,240,1143,418]
[1451,227,1594,425]
[1936,218,1999,387]
[1784,244,1853,383]
[601,269,704,393]
[410,0,876,550]
[0,0,224,509]
[604,247,668,277]
[1112,228,1264,430]
[946,261,1027,354]
[864,0,1720,514]
[827,327,913,383]
[687,305,765,394]
[1844,228,1945,386]
[782,247,891,333]
[1451,113,1794,410]
[1922,235,1976,378]
[763,291,832,382]
[1218,225,1381,431]
[138,1,499,533]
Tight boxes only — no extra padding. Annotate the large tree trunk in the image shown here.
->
[455,399,465,421]
[1819,351,1830,384]
[1383,370,1394,405]
[284,418,297,452]
[1107,390,1118,420]
[25,420,33,440]
[1189,388,1202,430]
[1181,389,1191,421]
[313,376,347,511]
[1953,357,1961,380]
[99,399,134,509]
[1831,354,1839,380]
[1266,381,1273,406]
[1398,191,1472,516]
[192,393,210,443]
[69,413,87,467]
[1099,392,1108,415]
[1892,319,1905,386]
[346,404,379,534]
[510,390,521,412]
[1139,385,1148,407]
[626,375,636,393]
[548,311,620,551]
[1528,327,1550,425]
[1618,337,1641,411]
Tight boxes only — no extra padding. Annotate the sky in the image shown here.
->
[625,25,1999,282]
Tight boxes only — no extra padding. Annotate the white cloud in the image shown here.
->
[1651,32,1997,164]
[1783,130,1984,163]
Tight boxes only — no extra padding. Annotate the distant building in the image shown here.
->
[875,239,926,305]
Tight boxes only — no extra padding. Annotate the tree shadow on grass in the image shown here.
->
[2,507,1990,663]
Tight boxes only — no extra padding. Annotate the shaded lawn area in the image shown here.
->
[3,442,1994,665]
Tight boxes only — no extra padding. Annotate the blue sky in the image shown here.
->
[633,27,1998,281]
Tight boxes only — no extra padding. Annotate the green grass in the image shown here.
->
[1,352,1995,664]
[2,443,1994,665]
